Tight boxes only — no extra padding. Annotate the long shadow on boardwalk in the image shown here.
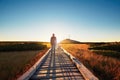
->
[30,47,84,80]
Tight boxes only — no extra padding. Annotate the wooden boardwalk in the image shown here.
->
[30,47,84,80]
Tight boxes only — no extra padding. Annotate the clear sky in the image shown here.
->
[0,0,120,42]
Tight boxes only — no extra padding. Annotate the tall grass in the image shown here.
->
[89,42,120,52]
[0,49,49,80]
[0,42,49,80]
[0,51,39,80]
[89,43,120,60]
[61,44,120,80]
[92,50,120,60]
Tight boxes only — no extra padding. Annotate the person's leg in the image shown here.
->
[51,45,53,53]
[52,45,55,54]
[51,44,56,54]
[54,46,55,53]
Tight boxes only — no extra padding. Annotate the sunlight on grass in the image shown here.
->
[61,44,120,80]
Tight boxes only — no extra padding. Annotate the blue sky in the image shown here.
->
[0,0,120,42]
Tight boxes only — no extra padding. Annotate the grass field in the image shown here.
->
[61,43,120,80]
[0,42,49,51]
[89,42,120,51]
[89,42,120,60]
[0,42,50,80]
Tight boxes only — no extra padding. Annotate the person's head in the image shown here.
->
[52,33,55,37]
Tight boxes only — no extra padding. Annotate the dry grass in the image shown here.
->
[61,44,120,80]
[41,42,51,48]
[0,42,50,80]
[0,49,48,80]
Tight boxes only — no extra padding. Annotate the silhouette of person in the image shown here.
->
[50,33,57,50]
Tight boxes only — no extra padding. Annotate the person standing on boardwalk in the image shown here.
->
[50,33,57,52]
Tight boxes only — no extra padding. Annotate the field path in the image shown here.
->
[29,46,84,80]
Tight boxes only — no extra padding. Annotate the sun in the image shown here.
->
[56,37,63,43]
[39,21,70,43]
